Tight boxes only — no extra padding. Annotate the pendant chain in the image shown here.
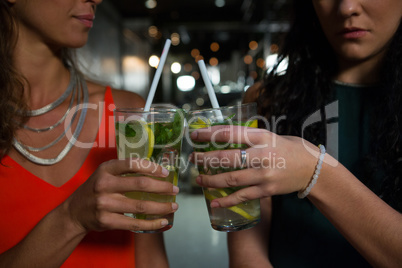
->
[12,69,89,166]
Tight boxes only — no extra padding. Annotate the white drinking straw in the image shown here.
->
[198,60,220,109]
[144,39,172,111]
[197,60,223,120]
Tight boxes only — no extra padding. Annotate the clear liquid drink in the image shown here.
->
[115,108,184,233]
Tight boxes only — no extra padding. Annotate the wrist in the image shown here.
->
[298,144,326,199]
[57,199,88,237]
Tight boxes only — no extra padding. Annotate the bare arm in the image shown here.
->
[0,159,178,267]
[309,154,402,267]
[228,197,272,268]
[0,202,86,268]
[135,233,169,268]
[192,127,402,267]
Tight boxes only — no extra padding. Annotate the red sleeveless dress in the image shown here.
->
[0,87,136,267]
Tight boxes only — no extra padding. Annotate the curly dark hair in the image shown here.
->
[0,1,28,160]
[0,1,79,162]
[257,0,402,210]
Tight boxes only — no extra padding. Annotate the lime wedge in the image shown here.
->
[189,117,210,129]
[204,189,257,221]
[246,119,258,128]
[145,123,155,159]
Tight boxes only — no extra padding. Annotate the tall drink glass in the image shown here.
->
[188,103,260,232]
[114,108,185,233]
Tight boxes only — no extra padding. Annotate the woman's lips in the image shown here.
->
[339,28,368,39]
[74,14,94,28]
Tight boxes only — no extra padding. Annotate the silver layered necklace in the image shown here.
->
[12,68,89,165]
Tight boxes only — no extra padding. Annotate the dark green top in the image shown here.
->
[269,83,379,267]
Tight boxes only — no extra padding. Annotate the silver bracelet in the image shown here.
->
[297,144,326,199]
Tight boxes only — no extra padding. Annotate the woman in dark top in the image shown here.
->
[191,0,402,267]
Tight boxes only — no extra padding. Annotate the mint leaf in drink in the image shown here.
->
[153,123,165,144]
[227,113,235,120]
[125,123,137,137]
[172,111,184,140]
[115,123,137,137]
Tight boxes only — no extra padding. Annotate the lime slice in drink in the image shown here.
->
[204,189,257,221]
[118,121,155,159]
[145,123,155,158]
[189,118,210,129]
[245,119,258,128]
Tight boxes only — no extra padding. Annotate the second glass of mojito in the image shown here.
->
[188,103,261,232]
[114,107,185,233]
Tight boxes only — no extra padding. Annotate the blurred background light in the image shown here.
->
[191,48,200,58]
[220,85,231,94]
[171,62,182,74]
[210,42,220,52]
[145,0,157,9]
[195,55,204,62]
[171,32,181,46]
[249,40,258,50]
[148,26,158,37]
[215,0,225,8]
[266,54,289,74]
[184,63,193,72]
[177,75,196,92]
[196,97,205,106]
[122,56,149,95]
[182,103,191,111]
[207,66,220,86]
[209,57,219,66]
[244,55,253,65]
[148,55,159,68]
[191,71,200,80]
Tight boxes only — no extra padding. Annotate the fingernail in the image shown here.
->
[171,203,178,211]
[210,201,219,208]
[161,219,168,226]
[196,176,202,185]
[190,131,198,139]
[173,186,180,194]
[162,167,169,176]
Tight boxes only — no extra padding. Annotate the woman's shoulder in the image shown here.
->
[110,88,145,109]
[86,81,145,109]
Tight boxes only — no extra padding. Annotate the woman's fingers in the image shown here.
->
[96,175,179,195]
[102,158,170,178]
[196,168,264,188]
[192,147,278,170]
[191,125,270,147]
[98,212,171,232]
[208,186,265,208]
[96,159,179,195]
[91,191,178,232]
[98,193,178,216]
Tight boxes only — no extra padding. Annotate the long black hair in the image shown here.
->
[257,0,402,210]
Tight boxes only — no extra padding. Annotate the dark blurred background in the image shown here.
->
[81,0,291,109]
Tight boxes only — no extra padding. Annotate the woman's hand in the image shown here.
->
[66,158,179,233]
[190,125,320,208]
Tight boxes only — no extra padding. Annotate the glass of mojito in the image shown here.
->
[188,103,260,232]
[114,107,185,233]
